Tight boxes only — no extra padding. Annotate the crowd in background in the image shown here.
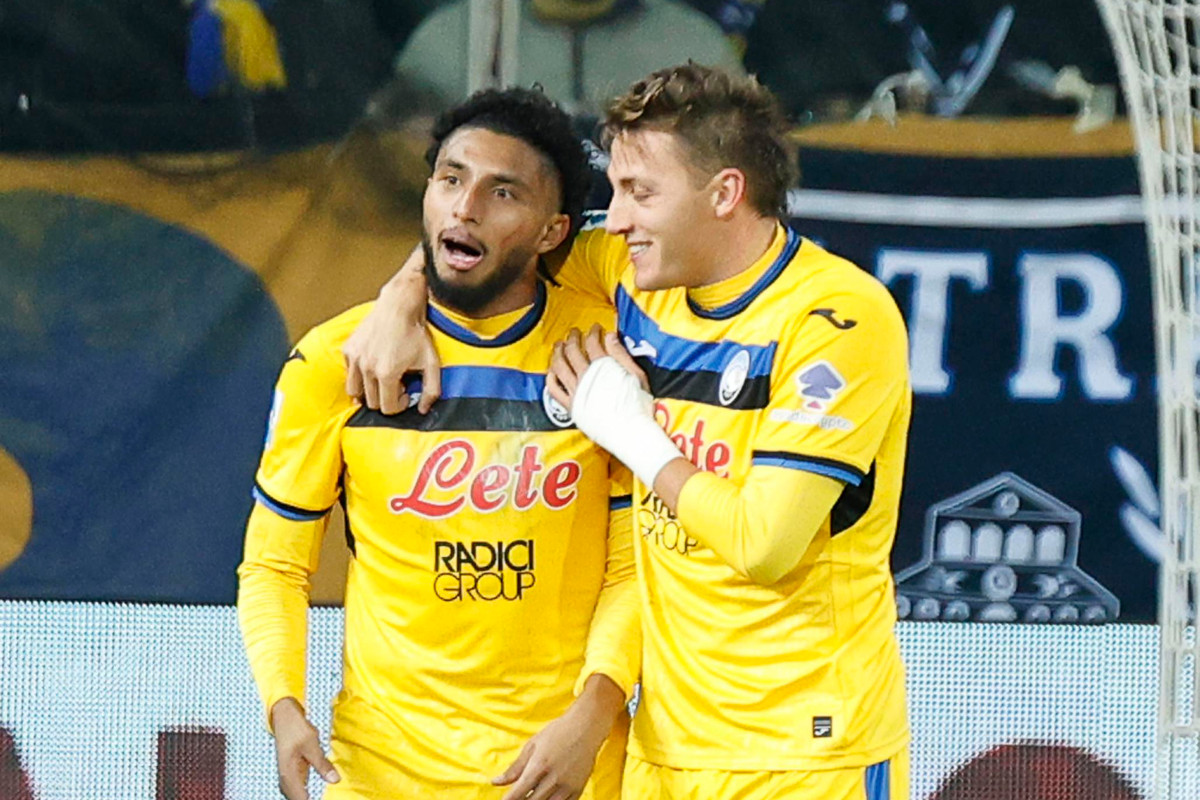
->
[0,0,1120,153]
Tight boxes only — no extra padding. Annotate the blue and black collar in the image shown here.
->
[687,227,802,321]
[427,280,547,348]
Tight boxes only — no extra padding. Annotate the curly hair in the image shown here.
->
[426,87,592,242]
[603,63,795,219]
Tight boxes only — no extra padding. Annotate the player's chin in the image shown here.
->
[435,257,489,283]
[632,262,672,292]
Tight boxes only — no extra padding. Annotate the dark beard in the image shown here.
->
[422,237,536,315]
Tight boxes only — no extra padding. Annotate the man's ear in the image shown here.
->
[537,213,572,254]
[710,168,748,219]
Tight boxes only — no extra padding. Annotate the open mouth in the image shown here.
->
[440,230,486,271]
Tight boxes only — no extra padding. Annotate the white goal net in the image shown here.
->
[1097,1,1200,797]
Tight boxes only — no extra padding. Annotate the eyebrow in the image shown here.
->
[439,159,530,192]
[611,174,650,190]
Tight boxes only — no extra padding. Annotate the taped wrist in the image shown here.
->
[571,357,681,487]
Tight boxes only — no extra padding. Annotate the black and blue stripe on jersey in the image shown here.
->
[254,357,630,517]
[348,364,569,434]
[348,281,565,433]
[616,285,777,411]
[612,228,864,488]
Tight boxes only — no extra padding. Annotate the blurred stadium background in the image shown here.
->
[0,1,1175,797]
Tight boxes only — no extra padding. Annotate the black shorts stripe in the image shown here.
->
[637,357,771,410]
[347,397,571,433]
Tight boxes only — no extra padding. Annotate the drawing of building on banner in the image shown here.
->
[896,472,1120,624]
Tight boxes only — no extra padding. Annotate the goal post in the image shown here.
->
[1096,1,1200,797]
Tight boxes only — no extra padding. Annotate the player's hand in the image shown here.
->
[343,246,442,415]
[492,697,614,800]
[547,324,647,410]
[270,697,340,800]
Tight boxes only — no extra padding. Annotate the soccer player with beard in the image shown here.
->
[344,64,911,800]
[238,88,638,800]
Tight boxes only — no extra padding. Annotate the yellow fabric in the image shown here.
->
[323,712,628,800]
[685,223,787,311]
[555,224,911,771]
[431,299,535,340]
[621,749,909,800]
[237,284,638,794]
[675,467,845,586]
[213,0,287,91]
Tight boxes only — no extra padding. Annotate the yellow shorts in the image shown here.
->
[323,710,628,799]
[621,748,909,800]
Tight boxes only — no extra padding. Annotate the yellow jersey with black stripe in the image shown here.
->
[557,218,911,772]
[238,281,637,798]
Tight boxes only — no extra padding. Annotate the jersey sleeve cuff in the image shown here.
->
[750,451,865,485]
[574,661,638,704]
[252,481,333,522]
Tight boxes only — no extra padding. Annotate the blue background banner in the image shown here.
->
[790,144,1159,622]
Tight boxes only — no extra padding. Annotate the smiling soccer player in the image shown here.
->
[346,64,913,800]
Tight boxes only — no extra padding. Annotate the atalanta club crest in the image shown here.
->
[719,349,751,406]
[541,385,573,428]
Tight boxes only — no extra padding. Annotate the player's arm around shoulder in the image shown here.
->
[342,245,443,415]
[551,216,628,306]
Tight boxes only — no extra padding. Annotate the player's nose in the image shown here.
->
[605,196,632,235]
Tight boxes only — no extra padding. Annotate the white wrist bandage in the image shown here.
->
[571,357,681,487]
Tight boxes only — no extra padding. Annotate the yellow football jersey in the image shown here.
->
[557,219,911,772]
[238,281,638,798]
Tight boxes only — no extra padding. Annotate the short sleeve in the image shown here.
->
[752,282,910,486]
[554,219,628,306]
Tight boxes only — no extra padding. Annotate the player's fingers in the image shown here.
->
[418,360,442,415]
[378,377,403,416]
[299,738,340,785]
[344,358,364,400]
[605,332,650,392]
[561,329,592,376]
[583,324,607,361]
[549,342,579,396]
[276,758,310,800]
[493,741,533,787]
[362,373,380,411]
[524,774,564,800]
[546,369,573,411]
[499,764,545,800]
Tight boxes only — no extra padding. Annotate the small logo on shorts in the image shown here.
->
[813,716,832,738]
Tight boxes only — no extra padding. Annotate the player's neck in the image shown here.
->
[461,280,537,319]
[693,215,780,288]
